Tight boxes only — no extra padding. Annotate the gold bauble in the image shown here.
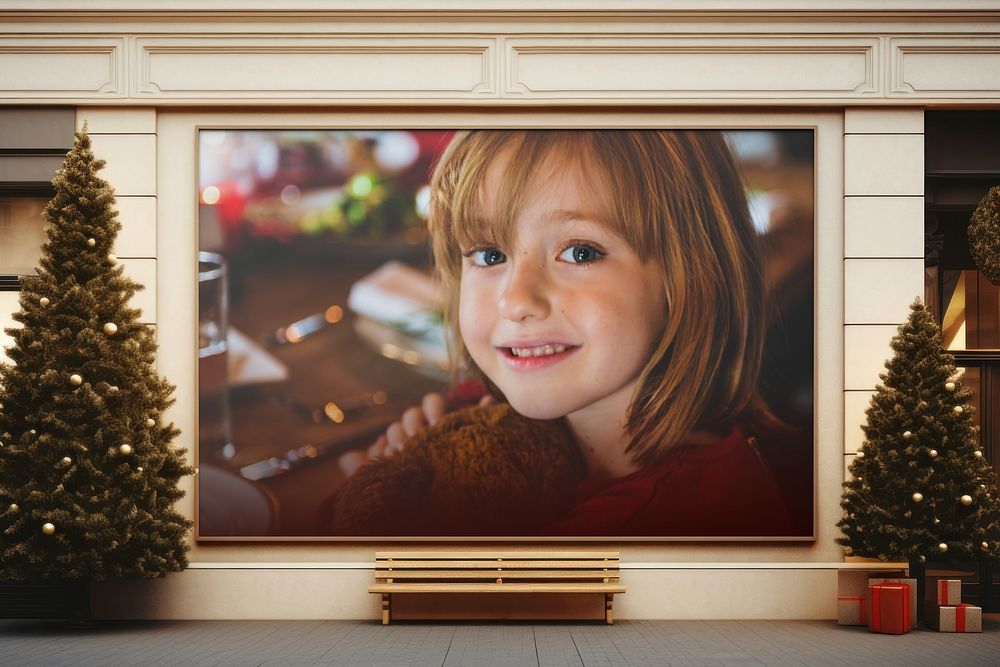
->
[903,431,913,439]
[961,495,973,506]
[29,429,35,435]
[107,253,117,265]
[934,518,941,524]
[929,449,938,458]
[855,449,864,458]
[39,297,49,306]
[945,381,957,392]
[912,492,924,502]
[9,503,18,512]
[137,466,143,473]
[103,322,118,335]
[974,450,984,458]
[119,444,133,456]
[938,542,949,552]
[983,542,990,549]
[145,418,155,427]
[109,386,119,393]
[69,373,82,386]
[86,238,96,247]
[982,484,988,490]
[954,406,964,414]
[41,522,55,535]
[60,456,71,465]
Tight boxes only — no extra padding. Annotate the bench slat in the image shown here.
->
[374,551,620,560]
[370,583,626,594]
[373,560,618,570]
[375,569,619,580]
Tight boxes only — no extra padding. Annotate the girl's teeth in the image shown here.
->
[511,344,567,357]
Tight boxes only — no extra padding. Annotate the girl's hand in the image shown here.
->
[337,392,495,476]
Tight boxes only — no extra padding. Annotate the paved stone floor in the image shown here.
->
[2,618,999,666]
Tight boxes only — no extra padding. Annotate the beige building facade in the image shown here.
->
[1,1,999,619]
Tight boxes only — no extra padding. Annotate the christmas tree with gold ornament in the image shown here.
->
[837,299,1000,568]
[0,128,192,583]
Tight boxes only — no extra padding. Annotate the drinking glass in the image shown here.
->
[198,251,235,461]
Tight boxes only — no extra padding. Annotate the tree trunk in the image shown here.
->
[909,559,926,623]
[64,577,93,628]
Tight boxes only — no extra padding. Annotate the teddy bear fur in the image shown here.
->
[328,403,585,536]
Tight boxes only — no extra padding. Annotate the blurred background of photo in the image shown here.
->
[196,129,814,537]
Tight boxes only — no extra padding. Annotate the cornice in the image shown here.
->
[2,10,1000,25]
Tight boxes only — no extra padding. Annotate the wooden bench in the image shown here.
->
[370,551,625,624]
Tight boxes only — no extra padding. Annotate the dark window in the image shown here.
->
[0,107,73,289]
[926,109,1000,612]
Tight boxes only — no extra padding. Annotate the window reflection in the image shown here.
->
[940,269,1000,351]
[0,197,47,276]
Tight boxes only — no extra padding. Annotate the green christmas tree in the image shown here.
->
[0,128,192,582]
[837,299,1000,564]
[969,184,1000,285]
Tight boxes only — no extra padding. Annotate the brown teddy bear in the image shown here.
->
[326,403,585,536]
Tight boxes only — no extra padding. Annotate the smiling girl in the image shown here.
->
[328,129,801,537]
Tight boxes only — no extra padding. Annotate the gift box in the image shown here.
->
[868,577,917,628]
[837,595,867,625]
[837,595,868,625]
[867,584,911,635]
[934,579,962,606]
[924,601,982,633]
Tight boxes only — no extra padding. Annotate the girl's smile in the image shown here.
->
[498,341,580,370]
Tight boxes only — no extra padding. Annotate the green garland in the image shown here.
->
[969,184,1000,285]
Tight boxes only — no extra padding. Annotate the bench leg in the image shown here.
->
[382,593,391,625]
[605,593,614,625]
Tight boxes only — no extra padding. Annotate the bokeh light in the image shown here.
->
[201,185,221,205]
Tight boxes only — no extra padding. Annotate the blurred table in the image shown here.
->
[201,242,445,536]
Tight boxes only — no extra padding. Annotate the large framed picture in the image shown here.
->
[197,128,814,540]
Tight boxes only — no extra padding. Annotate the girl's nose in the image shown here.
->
[498,260,551,322]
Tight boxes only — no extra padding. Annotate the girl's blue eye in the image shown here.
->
[559,245,603,264]
[473,248,507,266]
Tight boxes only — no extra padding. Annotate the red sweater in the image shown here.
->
[541,425,799,537]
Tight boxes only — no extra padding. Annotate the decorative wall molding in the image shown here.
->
[0,38,125,99]
[0,28,999,104]
[892,37,1000,96]
[505,37,877,99]
[4,1,1000,24]
[135,37,496,100]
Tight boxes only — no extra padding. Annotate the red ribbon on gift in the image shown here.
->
[872,587,881,631]
[939,580,957,605]
[955,603,969,633]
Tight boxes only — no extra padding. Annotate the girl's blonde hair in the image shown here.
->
[428,130,764,466]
